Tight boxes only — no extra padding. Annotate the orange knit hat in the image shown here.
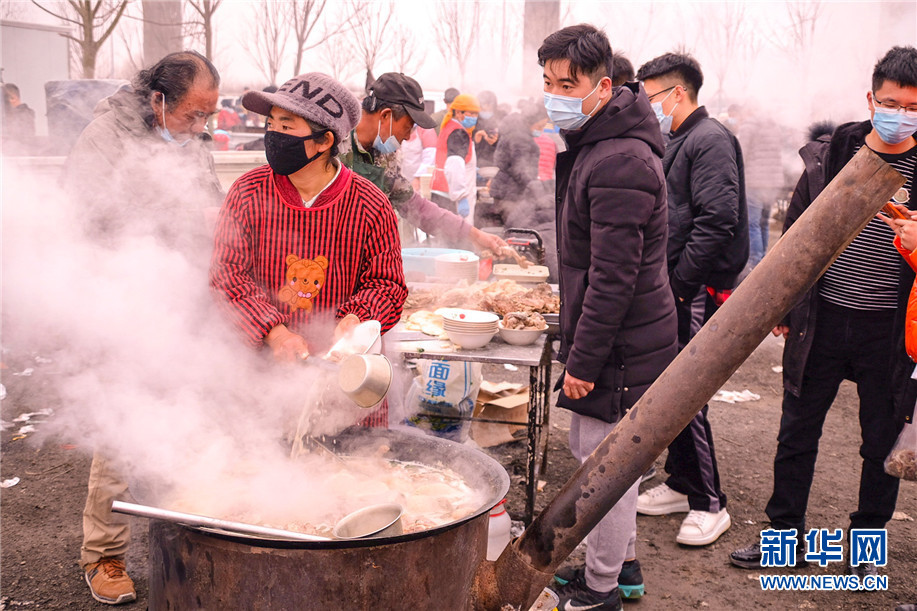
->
[441,94,481,131]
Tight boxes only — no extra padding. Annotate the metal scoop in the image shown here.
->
[111,500,332,542]
[113,499,404,541]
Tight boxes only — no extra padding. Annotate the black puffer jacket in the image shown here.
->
[781,120,917,422]
[555,82,678,423]
[664,107,749,298]
[489,113,540,202]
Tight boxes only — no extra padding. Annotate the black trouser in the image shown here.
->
[765,300,902,531]
[665,289,728,512]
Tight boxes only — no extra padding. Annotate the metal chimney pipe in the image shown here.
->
[474,147,906,610]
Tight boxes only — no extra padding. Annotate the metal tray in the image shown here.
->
[542,313,559,334]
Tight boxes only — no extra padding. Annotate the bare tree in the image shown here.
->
[185,0,223,61]
[31,0,129,78]
[770,0,823,55]
[522,0,558,94]
[490,0,522,80]
[350,0,395,92]
[1,0,28,20]
[142,0,182,65]
[611,4,657,68]
[391,24,422,76]
[242,1,289,86]
[115,19,143,76]
[764,1,823,103]
[433,0,482,89]
[320,34,358,83]
[697,2,750,112]
[285,0,358,76]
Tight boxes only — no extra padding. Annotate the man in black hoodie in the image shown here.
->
[541,24,677,611]
[634,53,748,548]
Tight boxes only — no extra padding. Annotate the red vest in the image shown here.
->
[431,119,473,193]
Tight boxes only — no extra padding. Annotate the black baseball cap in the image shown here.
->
[366,73,436,129]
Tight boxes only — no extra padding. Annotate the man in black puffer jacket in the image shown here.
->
[635,53,748,548]
[541,24,677,611]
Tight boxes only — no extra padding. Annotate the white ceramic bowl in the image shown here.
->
[444,328,497,350]
[442,320,498,332]
[497,321,546,346]
[437,309,500,325]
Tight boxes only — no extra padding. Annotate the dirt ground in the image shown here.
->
[2,328,915,610]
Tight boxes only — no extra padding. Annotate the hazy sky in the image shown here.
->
[7,0,917,132]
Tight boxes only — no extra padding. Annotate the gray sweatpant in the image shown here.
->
[569,412,639,593]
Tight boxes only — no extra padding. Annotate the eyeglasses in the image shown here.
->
[646,85,677,102]
[872,93,917,114]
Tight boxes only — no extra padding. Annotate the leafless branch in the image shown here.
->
[241,1,289,86]
[762,0,823,55]
[320,34,358,83]
[185,0,223,60]
[432,0,481,88]
[391,23,422,76]
[1,0,28,20]
[349,0,395,91]
[287,0,358,75]
[31,0,129,78]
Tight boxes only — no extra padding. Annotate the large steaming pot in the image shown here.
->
[147,428,509,610]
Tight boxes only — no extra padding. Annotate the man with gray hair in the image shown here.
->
[63,50,223,605]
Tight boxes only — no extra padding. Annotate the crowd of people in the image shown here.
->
[9,20,915,610]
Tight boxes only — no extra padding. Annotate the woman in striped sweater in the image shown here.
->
[210,73,407,371]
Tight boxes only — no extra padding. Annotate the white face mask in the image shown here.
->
[651,88,678,134]
[158,92,192,147]
[543,82,603,131]
[373,112,400,154]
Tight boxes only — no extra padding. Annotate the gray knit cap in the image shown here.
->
[242,72,360,142]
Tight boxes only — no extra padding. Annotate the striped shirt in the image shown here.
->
[818,144,917,310]
[210,165,407,351]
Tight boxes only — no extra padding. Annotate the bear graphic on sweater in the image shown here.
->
[277,254,328,312]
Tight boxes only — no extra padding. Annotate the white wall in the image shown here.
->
[1,20,70,137]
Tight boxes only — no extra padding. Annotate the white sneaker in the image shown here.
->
[676,509,731,546]
[636,483,689,515]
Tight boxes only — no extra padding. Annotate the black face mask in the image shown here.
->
[264,130,328,175]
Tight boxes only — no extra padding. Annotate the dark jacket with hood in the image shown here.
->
[554,82,678,423]
[781,120,917,422]
[664,107,749,298]
[489,112,540,203]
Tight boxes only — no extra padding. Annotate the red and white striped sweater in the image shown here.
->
[210,164,407,352]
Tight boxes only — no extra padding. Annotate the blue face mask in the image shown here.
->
[480,111,494,120]
[373,113,400,154]
[460,115,478,129]
[158,92,192,147]
[543,82,602,131]
[872,106,917,145]
[651,89,677,135]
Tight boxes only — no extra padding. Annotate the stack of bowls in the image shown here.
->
[438,308,499,349]
[434,252,480,286]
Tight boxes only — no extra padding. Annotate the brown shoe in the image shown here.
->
[84,557,136,605]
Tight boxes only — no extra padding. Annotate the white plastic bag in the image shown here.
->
[404,360,483,442]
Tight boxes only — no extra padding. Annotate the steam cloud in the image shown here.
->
[1,148,370,515]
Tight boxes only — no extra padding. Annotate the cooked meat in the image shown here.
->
[503,311,547,330]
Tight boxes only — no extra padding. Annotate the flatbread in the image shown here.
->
[403,311,446,338]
